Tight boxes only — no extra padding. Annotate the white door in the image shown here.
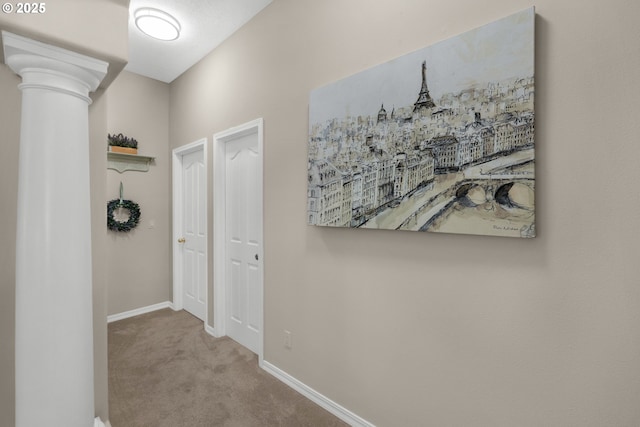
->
[225,132,261,353]
[181,149,207,321]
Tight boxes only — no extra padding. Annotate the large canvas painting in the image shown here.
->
[308,8,535,238]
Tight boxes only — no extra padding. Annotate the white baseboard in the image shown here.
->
[94,417,110,427]
[204,323,217,337]
[107,301,176,323]
[261,361,375,427]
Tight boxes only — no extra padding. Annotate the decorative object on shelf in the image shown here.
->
[307,7,535,238]
[107,182,141,232]
[108,133,139,154]
[106,133,154,173]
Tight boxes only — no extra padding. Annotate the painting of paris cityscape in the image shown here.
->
[308,8,535,238]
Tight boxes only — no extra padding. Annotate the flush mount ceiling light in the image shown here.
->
[134,8,181,41]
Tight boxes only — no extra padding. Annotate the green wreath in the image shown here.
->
[107,199,141,232]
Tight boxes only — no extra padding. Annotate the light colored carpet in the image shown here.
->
[108,308,349,427]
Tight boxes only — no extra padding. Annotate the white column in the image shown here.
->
[2,32,107,427]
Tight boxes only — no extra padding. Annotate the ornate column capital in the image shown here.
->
[2,31,108,103]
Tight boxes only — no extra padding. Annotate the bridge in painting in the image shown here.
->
[362,148,535,232]
[403,176,534,232]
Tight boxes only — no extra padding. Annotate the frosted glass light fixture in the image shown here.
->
[134,8,181,41]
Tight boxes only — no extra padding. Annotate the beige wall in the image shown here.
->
[106,71,171,315]
[170,0,640,425]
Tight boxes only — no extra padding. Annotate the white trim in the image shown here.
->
[172,138,208,324]
[204,323,218,338]
[213,131,226,335]
[94,417,112,427]
[261,361,375,427]
[107,301,176,323]
[213,118,264,364]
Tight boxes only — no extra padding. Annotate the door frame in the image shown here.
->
[172,138,208,324]
[213,118,264,364]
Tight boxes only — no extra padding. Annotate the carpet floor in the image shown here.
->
[108,308,349,427]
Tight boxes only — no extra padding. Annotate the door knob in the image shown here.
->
[178,238,186,243]
[255,254,259,261]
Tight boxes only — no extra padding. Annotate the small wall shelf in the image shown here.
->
[107,152,155,173]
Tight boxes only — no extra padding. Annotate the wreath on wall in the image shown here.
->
[107,182,141,232]
[107,199,141,232]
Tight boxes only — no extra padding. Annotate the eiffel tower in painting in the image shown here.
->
[413,61,436,112]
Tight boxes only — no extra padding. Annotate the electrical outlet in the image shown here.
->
[284,330,292,349]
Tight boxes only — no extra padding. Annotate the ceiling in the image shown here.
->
[125,0,272,83]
